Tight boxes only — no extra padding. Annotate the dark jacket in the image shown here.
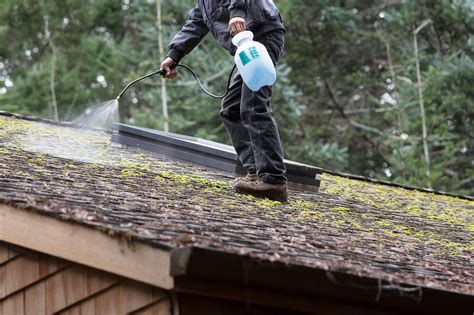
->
[167,0,285,63]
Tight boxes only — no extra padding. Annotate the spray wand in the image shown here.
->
[116,64,236,101]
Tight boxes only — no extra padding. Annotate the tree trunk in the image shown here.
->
[413,20,432,187]
[45,17,59,122]
[156,0,169,132]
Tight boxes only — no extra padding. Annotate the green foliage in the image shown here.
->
[278,0,473,195]
[0,0,472,195]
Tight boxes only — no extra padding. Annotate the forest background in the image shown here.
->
[0,0,472,195]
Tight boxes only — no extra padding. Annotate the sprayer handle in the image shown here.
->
[159,63,179,76]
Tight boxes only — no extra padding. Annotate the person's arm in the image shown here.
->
[228,0,247,35]
[229,0,247,19]
[165,5,209,72]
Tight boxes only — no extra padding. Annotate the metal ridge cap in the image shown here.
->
[115,123,235,152]
[114,123,239,160]
[115,123,322,172]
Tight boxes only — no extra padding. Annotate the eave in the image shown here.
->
[170,246,474,314]
[0,204,174,290]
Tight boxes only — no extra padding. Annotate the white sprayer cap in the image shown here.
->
[232,31,254,47]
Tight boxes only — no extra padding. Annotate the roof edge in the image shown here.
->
[171,247,473,314]
[0,203,174,290]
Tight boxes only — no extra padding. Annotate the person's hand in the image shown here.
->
[161,57,177,79]
[229,17,246,36]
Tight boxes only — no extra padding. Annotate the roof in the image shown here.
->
[112,123,323,190]
[0,113,473,303]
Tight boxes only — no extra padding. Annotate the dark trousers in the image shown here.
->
[220,30,287,184]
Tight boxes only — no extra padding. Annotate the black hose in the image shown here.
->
[116,64,237,101]
[116,68,165,100]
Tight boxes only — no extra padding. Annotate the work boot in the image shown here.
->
[232,173,258,188]
[234,178,288,202]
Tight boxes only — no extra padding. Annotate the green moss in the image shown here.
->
[350,221,364,229]
[414,231,426,239]
[254,199,281,208]
[375,219,391,227]
[15,170,32,177]
[120,168,143,177]
[434,241,472,256]
[395,225,412,235]
[155,176,165,182]
[406,205,423,216]
[244,194,255,201]
[28,157,45,165]
[331,206,353,217]
[320,173,474,236]
[381,229,398,238]
[462,243,474,252]
[0,147,11,154]
[292,199,313,209]
[152,168,231,196]
[288,199,325,221]
[155,170,176,179]
[119,158,144,169]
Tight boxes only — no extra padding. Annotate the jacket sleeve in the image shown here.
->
[229,0,247,19]
[167,5,209,63]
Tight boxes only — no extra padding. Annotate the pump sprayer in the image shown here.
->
[232,31,276,91]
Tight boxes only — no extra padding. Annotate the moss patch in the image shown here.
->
[319,173,474,255]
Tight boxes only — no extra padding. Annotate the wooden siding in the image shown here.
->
[0,204,173,289]
[0,242,170,315]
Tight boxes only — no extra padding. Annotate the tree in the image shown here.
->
[1,0,472,195]
[278,0,473,195]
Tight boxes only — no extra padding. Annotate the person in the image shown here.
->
[161,0,288,202]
